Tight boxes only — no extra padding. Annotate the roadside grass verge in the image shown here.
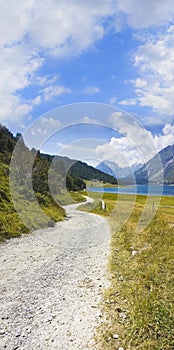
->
[55,190,87,205]
[0,191,66,241]
[82,192,174,350]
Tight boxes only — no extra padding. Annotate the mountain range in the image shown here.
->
[135,144,174,184]
[96,144,174,184]
[96,160,142,179]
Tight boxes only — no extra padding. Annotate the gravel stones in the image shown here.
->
[0,199,110,349]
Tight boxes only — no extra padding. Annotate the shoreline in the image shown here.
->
[87,184,174,197]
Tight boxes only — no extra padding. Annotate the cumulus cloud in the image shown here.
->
[115,0,174,29]
[1,0,174,126]
[40,85,71,101]
[119,98,137,106]
[96,122,174,166]
[0,44,43,124]
[83,86,100,95]
[96,139,141,167]
[80,116,99,124]
[126,25,174,116]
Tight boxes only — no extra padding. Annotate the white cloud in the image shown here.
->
[153,124,174,150]
[29,1,108,57]
[32,96,42,106]
[0,0,110,125]
[80,116,100,124]
[0,44,43,124]
[96,123,174,167]
[115,0,174,29]
[40,85,71,101]
[24,116,62,149]
[109,97,117,104]
[1,0,174,126]
[34,74,59,87]
[131,78,147,88]
[107,111,174,165]
[119,98,137,106]
[96,140,140,167]
[0,95,33,125]
[83,86,100,95]
[127,25,174,116]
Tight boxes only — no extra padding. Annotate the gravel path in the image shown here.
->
[0,198,110,350]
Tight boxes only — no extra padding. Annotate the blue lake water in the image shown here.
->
[88,184,174,196]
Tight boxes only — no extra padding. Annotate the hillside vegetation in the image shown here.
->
[70,161,117,184]
[0,125,69,240]
[0,128,66,241]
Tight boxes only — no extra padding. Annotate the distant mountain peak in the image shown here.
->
[135,144,174,184]
[96,160,142,179]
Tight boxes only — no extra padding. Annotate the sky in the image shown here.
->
[1,0,174,167]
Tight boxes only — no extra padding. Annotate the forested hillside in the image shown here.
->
[0,124,117,240]
[0,125,67,240]
[69,161,117,184]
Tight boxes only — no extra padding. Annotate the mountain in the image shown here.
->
[69,161,117,184]
[96,161,117,177]
[0,124,117,194]
[96,160,142,179]
[135,144,174,184]
[0,124,17,163]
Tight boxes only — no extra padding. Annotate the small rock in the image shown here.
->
[0,329,6,335]
[132,250,137,257]
[118,347,124,350]
[15,332,21,337]
[113,333,119,339]
[26,328,31,334]
[120,312,127,319]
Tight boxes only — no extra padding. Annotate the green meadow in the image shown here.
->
[79,192,174,350]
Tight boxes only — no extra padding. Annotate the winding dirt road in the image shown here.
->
[0,198,110,349]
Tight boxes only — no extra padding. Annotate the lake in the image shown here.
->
[87,184,174,196]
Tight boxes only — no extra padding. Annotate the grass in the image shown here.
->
[0,160,87,241]
[80,191,174,350]
[0,163,66,241]
[55,190,87,205]
[86,180,118,188]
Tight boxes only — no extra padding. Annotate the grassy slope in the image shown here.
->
[55,190,87,206]
[79,192,174,350]
[0,163,66,241]
[0,160,87,242]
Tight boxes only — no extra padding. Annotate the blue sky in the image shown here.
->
[1,0,174,166]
